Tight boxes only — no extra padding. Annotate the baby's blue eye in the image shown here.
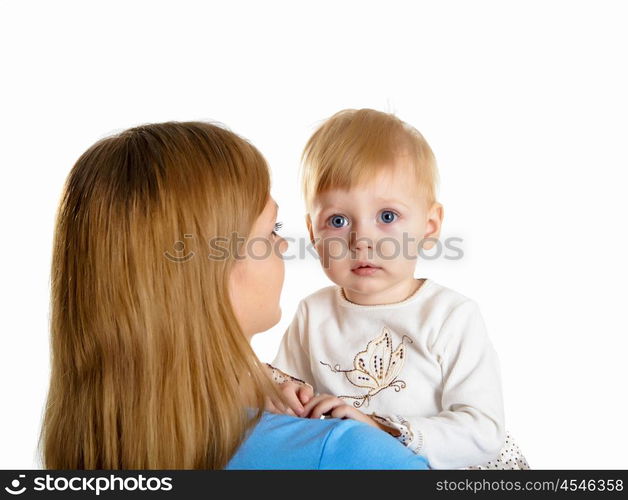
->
[329,215,349,228]
[379,210,397,224]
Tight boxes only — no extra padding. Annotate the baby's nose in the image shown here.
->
[349,223,375,251]
[352,235,373,251]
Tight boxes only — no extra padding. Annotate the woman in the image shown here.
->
[40,121,429,469]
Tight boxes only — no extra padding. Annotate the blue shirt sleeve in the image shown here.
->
[318,419,430,470]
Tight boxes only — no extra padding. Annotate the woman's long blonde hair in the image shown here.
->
[41,121,280,469]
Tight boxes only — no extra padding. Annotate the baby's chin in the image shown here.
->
[332,270,391,295]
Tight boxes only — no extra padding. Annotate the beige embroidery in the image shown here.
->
[320,327,412,408]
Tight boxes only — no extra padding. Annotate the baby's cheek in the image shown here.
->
[316,237,348,262]
[317,240,347,275]
[376,238,402,260]
[404,236,421,259]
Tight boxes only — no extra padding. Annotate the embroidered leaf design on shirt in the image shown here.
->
[320,327,412,408]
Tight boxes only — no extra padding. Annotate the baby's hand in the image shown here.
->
[300,394,381,430]
[265,380,314,416]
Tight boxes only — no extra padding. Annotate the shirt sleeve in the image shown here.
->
[271,300,316,385]
[318,420,430,470]
[373,300,506,469]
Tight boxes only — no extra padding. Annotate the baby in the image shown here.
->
[268,109,528,470]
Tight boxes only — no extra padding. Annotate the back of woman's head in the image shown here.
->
[41,121,275,469]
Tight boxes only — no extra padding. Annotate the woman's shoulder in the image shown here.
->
[226,412,429,470]
[226,412,343,469]
[316,416,430,470]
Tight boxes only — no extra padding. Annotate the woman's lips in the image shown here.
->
[351,265,382,276]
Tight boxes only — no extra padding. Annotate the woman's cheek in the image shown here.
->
[274,250,285,291]
[249,238,272,260]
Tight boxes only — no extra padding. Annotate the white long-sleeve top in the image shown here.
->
[271,278,506,469]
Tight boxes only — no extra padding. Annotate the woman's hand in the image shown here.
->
[300,393,384,431]
[265,380,314,416]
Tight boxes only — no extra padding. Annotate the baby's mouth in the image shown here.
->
[351,262,382,275]
[351,260,381,270]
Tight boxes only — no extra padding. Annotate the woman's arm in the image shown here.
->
[318,419,430,470]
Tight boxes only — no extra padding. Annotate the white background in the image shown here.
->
[1,0,627,469]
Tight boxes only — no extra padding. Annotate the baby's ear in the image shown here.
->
[305,213,315,244]
[421,202,444,250]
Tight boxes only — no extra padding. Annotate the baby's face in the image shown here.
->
[308,165,441,304]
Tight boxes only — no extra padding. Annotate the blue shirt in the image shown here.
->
[226,412,430,470]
